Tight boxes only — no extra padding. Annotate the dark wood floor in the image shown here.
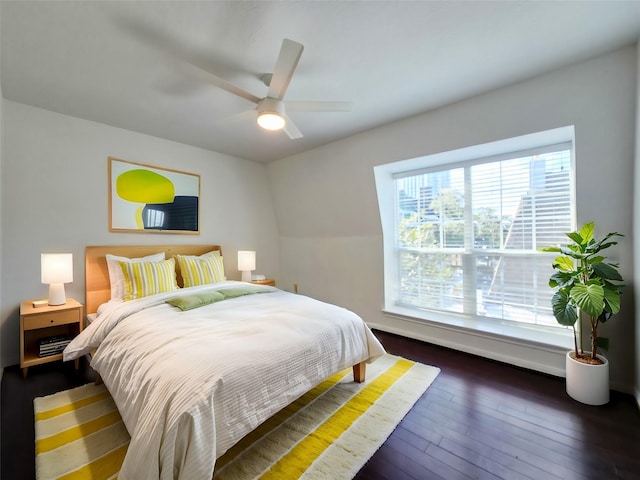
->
[356,331,640,480]
[2,330,639,480]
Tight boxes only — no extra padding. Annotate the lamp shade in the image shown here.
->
[237,251,256,272]
[41,254,73,306]
[41,254,73,284]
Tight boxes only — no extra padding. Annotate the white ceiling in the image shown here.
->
[2,1,640,163]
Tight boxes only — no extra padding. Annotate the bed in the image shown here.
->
[63,245,385,479]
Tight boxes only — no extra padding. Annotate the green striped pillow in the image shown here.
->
[177,252,225,287]
[118,258,178,301]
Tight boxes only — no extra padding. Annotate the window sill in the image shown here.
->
[383,305,573,352]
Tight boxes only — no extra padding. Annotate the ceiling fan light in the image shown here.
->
[257,112,285,131]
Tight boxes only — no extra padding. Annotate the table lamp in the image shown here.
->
[237,250,256,283]
[41,253,73,306]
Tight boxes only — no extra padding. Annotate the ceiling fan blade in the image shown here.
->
[213,109,256,128]
[286,101,353,112]
[201,70,261,104]
[115,15,260,105]
[283,114,303,140]
[267,39,304,100]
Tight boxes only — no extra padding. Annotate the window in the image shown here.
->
[375,127,576,344]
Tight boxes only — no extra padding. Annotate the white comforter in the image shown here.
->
[64,282,385,480]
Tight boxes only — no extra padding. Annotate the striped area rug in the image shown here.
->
[34,354,440,480]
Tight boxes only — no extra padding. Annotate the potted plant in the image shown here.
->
[540,222,624,405]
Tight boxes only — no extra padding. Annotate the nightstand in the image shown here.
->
[251,278,275,287]
[20,298,83,378]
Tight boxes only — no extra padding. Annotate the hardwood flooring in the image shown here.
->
[2,330,639,479]
[356,331,640,480]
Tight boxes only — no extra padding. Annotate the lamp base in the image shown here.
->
[241,271,252,283]
[48,283,67,306]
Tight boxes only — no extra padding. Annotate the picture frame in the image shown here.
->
[109,157,200,234]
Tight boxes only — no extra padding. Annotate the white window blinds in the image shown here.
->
[393,144,574,328]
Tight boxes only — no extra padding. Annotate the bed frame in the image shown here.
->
[84,245,366,382]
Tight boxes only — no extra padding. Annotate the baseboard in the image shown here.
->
[368,317,640,400]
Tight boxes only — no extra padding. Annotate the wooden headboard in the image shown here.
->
[85,245,222,314]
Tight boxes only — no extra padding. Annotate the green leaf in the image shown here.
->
[591,262,623,281]
[565,231,584,246]
[551,290,578,326]
[602,231,623,241]
[589,241,617,253]
[594,231,623,249]
[602,284,621,315]
[539,246,561,253]
[549,271,575,288]
[560,245,585,258]
[586,255,605,265]
[566,244,581,254]
[579,222,595,243]
[552,256,574,272]
[571,283,604,317]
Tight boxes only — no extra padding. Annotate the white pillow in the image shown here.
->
[106,252,165,301]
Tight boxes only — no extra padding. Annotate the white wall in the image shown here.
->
[0,70,3,377]
[635,41,640,408]
[268,45,638,393]
[0,8,4,462]
[0,101,280,367]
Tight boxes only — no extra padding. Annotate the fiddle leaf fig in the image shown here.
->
[540,222,624,361]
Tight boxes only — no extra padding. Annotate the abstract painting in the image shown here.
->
[109,157,200,234]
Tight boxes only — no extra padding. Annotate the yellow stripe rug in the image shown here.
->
[34,354,440,480]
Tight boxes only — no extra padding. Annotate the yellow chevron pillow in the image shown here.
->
[118,258,178,301]
[177,251,225,287]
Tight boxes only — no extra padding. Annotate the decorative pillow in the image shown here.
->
[106,252,165,301]
[118,258,178,301]
[176,251,225,287]
[218,286,270,299]
[166,291,225,311]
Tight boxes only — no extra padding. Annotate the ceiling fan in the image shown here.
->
[204,38,351,139]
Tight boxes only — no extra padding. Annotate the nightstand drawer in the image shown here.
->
[24,310,80,330]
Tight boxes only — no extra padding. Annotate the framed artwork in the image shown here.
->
[109,157,200,234]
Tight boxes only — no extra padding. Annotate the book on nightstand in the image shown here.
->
[38,335,71,357]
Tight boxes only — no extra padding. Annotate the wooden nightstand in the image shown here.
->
[20,298,83,378]
[251,278,275,287]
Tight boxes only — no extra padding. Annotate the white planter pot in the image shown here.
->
[565,351,609,405]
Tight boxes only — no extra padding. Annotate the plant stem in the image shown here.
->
[578,311,584,355]
[579,261,588,356]
[591,316,598,360]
